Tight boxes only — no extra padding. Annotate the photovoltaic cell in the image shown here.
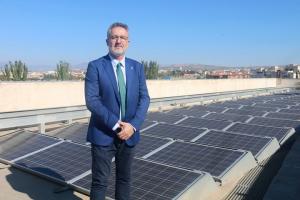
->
[265,112,300,121]
[146,141,244,178]
[136,135,172,158]
[15,142,91,181]
[224,108,266,117]
[253,103,288,109]
[279,108,300,114]
[146,112,185,124]
[141,120,157,130]
[226,123,292,143]
[73,158,202,200]
[0,131,61,161]
[290,105,300,110]
[47,123,88,144]
[167,108,210,118]
[241,106,278,112]
[190,105,227,113]
[194,130,271,157]
[178,117,232,130]
[141,123,207,141]
[203,113,251,123]
[248,117,300,129]
[210,102,243,109]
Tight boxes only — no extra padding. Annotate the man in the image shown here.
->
[84,22,150,200]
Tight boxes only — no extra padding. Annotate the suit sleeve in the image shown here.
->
[85,62,119,130]
[129,63,150,130]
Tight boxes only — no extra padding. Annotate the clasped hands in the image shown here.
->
[117,121,135,140]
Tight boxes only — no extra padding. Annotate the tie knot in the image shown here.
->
[117,63,122,69]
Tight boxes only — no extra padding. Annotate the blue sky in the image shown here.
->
[0,0,299,70]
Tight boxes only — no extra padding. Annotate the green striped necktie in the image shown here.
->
[116,63,126,119]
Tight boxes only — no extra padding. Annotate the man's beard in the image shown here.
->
[109,47,125,58]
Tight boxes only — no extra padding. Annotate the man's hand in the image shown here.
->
[117,121,135,140]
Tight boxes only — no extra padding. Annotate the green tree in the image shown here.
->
[1,60,28,81]
[141,60,159,79]
[141,60,148,78]
[148,61,159,79]
[56,61,71,80]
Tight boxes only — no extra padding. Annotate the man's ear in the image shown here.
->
[106,39,109,46]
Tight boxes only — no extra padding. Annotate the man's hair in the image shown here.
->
[107,22,129,38]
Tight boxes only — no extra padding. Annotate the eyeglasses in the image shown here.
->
[110,35,128,41]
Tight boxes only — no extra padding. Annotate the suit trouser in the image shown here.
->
[90,139,134,200]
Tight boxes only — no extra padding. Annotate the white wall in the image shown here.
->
[0,78,293,112]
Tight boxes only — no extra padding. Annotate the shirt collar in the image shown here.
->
[109,54,126,68]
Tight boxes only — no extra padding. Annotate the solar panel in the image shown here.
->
[0,131,61,161]
[178,117,232,130]
[15,142,91,181]
[167,108,210,118]
[271,100,298,105]
[194,130,273,157]
[210,102,243,109]
[47,123,88,144]
[224,108,266,117]
[253,103,288,109]
[226,123,294,144]
[290,105,300,110]
[73,158,205,200]
[265,112,300,121]
[233,99,262,105]
[203,113,251,123]
[190,105,227,113]
[141,123,207,141]
[146,112,185,124]
[241,106,278,112]
[141,120,157,130]
[279,108,300,114]
[146,141,245,179]
[135,135,172,158]
[248,117,300,129]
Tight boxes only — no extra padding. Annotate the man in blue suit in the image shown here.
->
[85,22,150,200]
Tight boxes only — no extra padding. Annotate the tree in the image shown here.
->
[56,61,71,80]
[1,60,28,81]
[141,60,159,79]
[148,61,159,79]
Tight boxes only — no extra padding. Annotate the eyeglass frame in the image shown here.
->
[109,35,129,41]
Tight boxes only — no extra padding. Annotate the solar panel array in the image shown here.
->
[265,112,300,121]
[226,123,294,144]
[136,135,172,158]
[0,131,61,161]
[146,141,245,179]
[248,116,300,129]
[146,112,185,124]
[15,142,91,181]
[202,112,251,123]
[178,117,232,130]
[224,108,266,117]
[73,159,205,200]
[47,123,89,144]
[141,123,207,141]
[279,108,300,114]
[193,130,273,157]
[241,105,279,112]
[1,91,300,199]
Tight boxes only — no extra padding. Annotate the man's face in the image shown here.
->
[107,26,129,58]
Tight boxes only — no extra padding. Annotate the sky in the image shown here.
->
[0,0,299,70]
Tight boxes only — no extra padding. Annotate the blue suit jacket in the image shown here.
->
[85,55,150,146]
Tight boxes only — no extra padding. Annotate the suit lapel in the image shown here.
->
[125,58,133,106]
[103,55,121,104]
